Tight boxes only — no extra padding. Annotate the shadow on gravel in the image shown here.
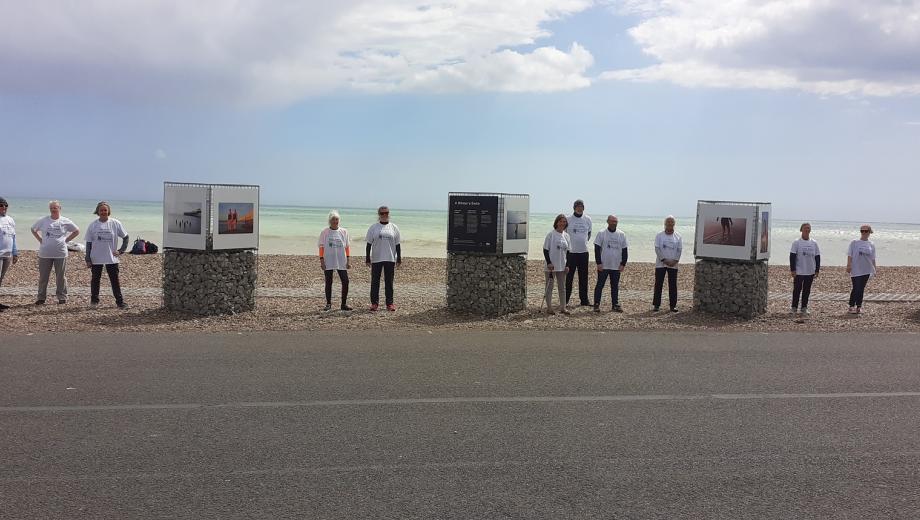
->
[906,308,920,325]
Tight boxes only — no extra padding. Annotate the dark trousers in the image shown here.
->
[565,252,590,305]
[653,267,678,309]
[324,269,349,305]
[594,269,621,307]
[91,264,123,304]
[849,274,870,307]
[792,274,815,309]
[370,262,395,305]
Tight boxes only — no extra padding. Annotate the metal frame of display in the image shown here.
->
[163,181,260,251]
[694,200,771,262]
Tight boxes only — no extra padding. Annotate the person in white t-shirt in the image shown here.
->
[593,215,628,312]
[318,210,352,312]
[789,222,821,315]
[846,224,878,314]
[84,202,129,309]
[0,196,20,311]
[565,199,593,307]
[653,215,682,312]
[31,200,80,305]
[365,206,401,311]
[543,214,571,315]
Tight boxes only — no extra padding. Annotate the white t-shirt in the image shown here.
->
[365,222,401,263]
[593,228,628,270]
[566,213,593,254]
[654,231,683,269]
[318,227,350,271]
[847,239,877,277]
[543,230,570,272]
[0,215,15,257]
[790,238,821,276]
[32,216,79,259]
[86,218,128,265]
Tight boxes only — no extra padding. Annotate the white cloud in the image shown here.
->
[0,1,596,105]
[602,0,920,97]
[155,149,167,160]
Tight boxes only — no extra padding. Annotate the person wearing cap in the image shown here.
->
[653,215,682,312]
[0,197,19,311]
[365,205,401,311]
[31,200,80,305]
[789,222,821,315]
[318,209,352,312]
[593,215,628,312]
[84,201,129,309]
[846,224,877,315]
[565,199,593,307]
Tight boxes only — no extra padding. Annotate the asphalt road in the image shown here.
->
[2,331,920,519]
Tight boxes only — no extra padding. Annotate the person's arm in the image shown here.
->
[10,234,17,264]
[789,252,797,274]
[66,228,80,243]
[395,244,402,265]
[365,243,372,265]
[543,248,551,266]
[594,244,602,267]
[654,236,663,263]
[814,255,821,277]
[118,234,129,256]
[620,247,628,269]
[85,241,93,266]
[846,255,852,274]
[31,228,42,244]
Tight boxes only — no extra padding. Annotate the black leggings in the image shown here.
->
[849,274,870,308]
[653,267,678,309]
[91,264,123,304]
[324,269,349,305]
[565,252,590,305]
[792,274,814,309]
[370,262,395,305]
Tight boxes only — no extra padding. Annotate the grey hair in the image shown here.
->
[49,200,61,209]
[328,210,341,223]
[664,215,676,223]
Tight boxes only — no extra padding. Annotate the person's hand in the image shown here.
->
[814,272,819,279]
[547,263,554,271]
[846,266,851,274]
[320,258,326,270]
[565,267,570,273]
[85,261,92,269]
[791,271,796,278]
[365,258,371,266]
[11,255,17,265]
[346,259,351,270]
[115,250,122,257]
[596,264,603,273]
[396,261,402,269]
[619,264,625,272]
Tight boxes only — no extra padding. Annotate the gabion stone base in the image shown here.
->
[447,253,526,315]
[164,250,257,315]
[694,259,768,318]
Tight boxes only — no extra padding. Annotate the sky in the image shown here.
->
[1,0,919,222]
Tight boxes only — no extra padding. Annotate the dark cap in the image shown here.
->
[573,199,585,209]
[0,197,7,206]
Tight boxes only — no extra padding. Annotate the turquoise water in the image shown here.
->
[5,198,919,265]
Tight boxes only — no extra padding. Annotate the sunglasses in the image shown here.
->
[378,212,389,215]
[860,230,871,233]
[0,204,7,208]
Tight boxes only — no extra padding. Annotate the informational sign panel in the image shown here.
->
[694,200,771,261]
[448,194,499,253]
[163,184,209,250]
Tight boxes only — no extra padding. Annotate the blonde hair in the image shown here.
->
[48,200,61,210]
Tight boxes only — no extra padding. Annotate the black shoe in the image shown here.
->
[340,304,353,311]
[652,306,659,312]
[323,303,332,311]
[593,305,600,313]
[35,300,46,306]
[0,303,9,310]
[116,302,129,310]
[613,304,623,313]
[58,300,67,305]
[670,307,679,313]
[580,302,591,307]
[90,301,99,308]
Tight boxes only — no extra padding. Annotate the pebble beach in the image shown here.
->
[2,251,919,334]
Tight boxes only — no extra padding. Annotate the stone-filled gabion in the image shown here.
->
[163,249,257,315]
[447,253,526,315]
[694,259,768,318]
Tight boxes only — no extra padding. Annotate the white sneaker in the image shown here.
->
[801,308,810,315]
[791,308,798,315]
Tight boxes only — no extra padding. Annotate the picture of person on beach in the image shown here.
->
[719,217,733,242]
[318,210,352,312]
[702,215,746,247]
[790,222,820,316]
[365,205,401,311]
[593,214,628,313]
[653,215,682,312]
[0,196,19,312]
[846,225,877,315]
[543,214,571,315]
[760,211,770,254]
[565,199,592,307]
[31,200,80,305]
[84,201,129,309]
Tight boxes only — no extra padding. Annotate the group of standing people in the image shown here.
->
[542,199,683,315]
[226,208,239,232]
[0,199,129,311]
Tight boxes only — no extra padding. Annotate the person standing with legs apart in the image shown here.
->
[0,197,20,311]
[543,214,571,315]
[653,215,682,312]
[847,225,877,315]
[565,199,592,307]
[790,223,821,315]
[593,215,628,313]
[85,202,129,309]
[366,206,401,312]
[31,200,79,305]
[318,210,351,312]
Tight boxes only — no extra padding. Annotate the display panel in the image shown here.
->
[694,202,760,261]
[447,195,500,253]
[163,184,209,250]
[501,195,530,254]
[757,205,772,260]
[211,186,260,250]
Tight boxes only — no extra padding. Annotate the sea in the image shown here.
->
[6,198,919,266]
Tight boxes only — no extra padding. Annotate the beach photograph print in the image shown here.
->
[506,211,528,240]
[167,202,202,235]
[703,217,747,246]
[760,211,770,253]
[218,202,254,234]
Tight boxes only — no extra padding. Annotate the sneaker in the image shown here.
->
[580,302,591,307]
[848,306,857,314]
[801,308,810,315]
[593,305,600,313]
[670,307,679,313]
[116,302,129,310]
[546,308,555,315]
[613,304,623,313]
[386,304,396,312]
[856,307,862,314]
[652,306,660,312]
[340,304,353,311]
[791,307,798,315]
[58,300,66,305]
[323,303,332,311]
[35,300,45,306]
[561,308,571,315]
[370,304,379,312]
[90,301,99,308]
